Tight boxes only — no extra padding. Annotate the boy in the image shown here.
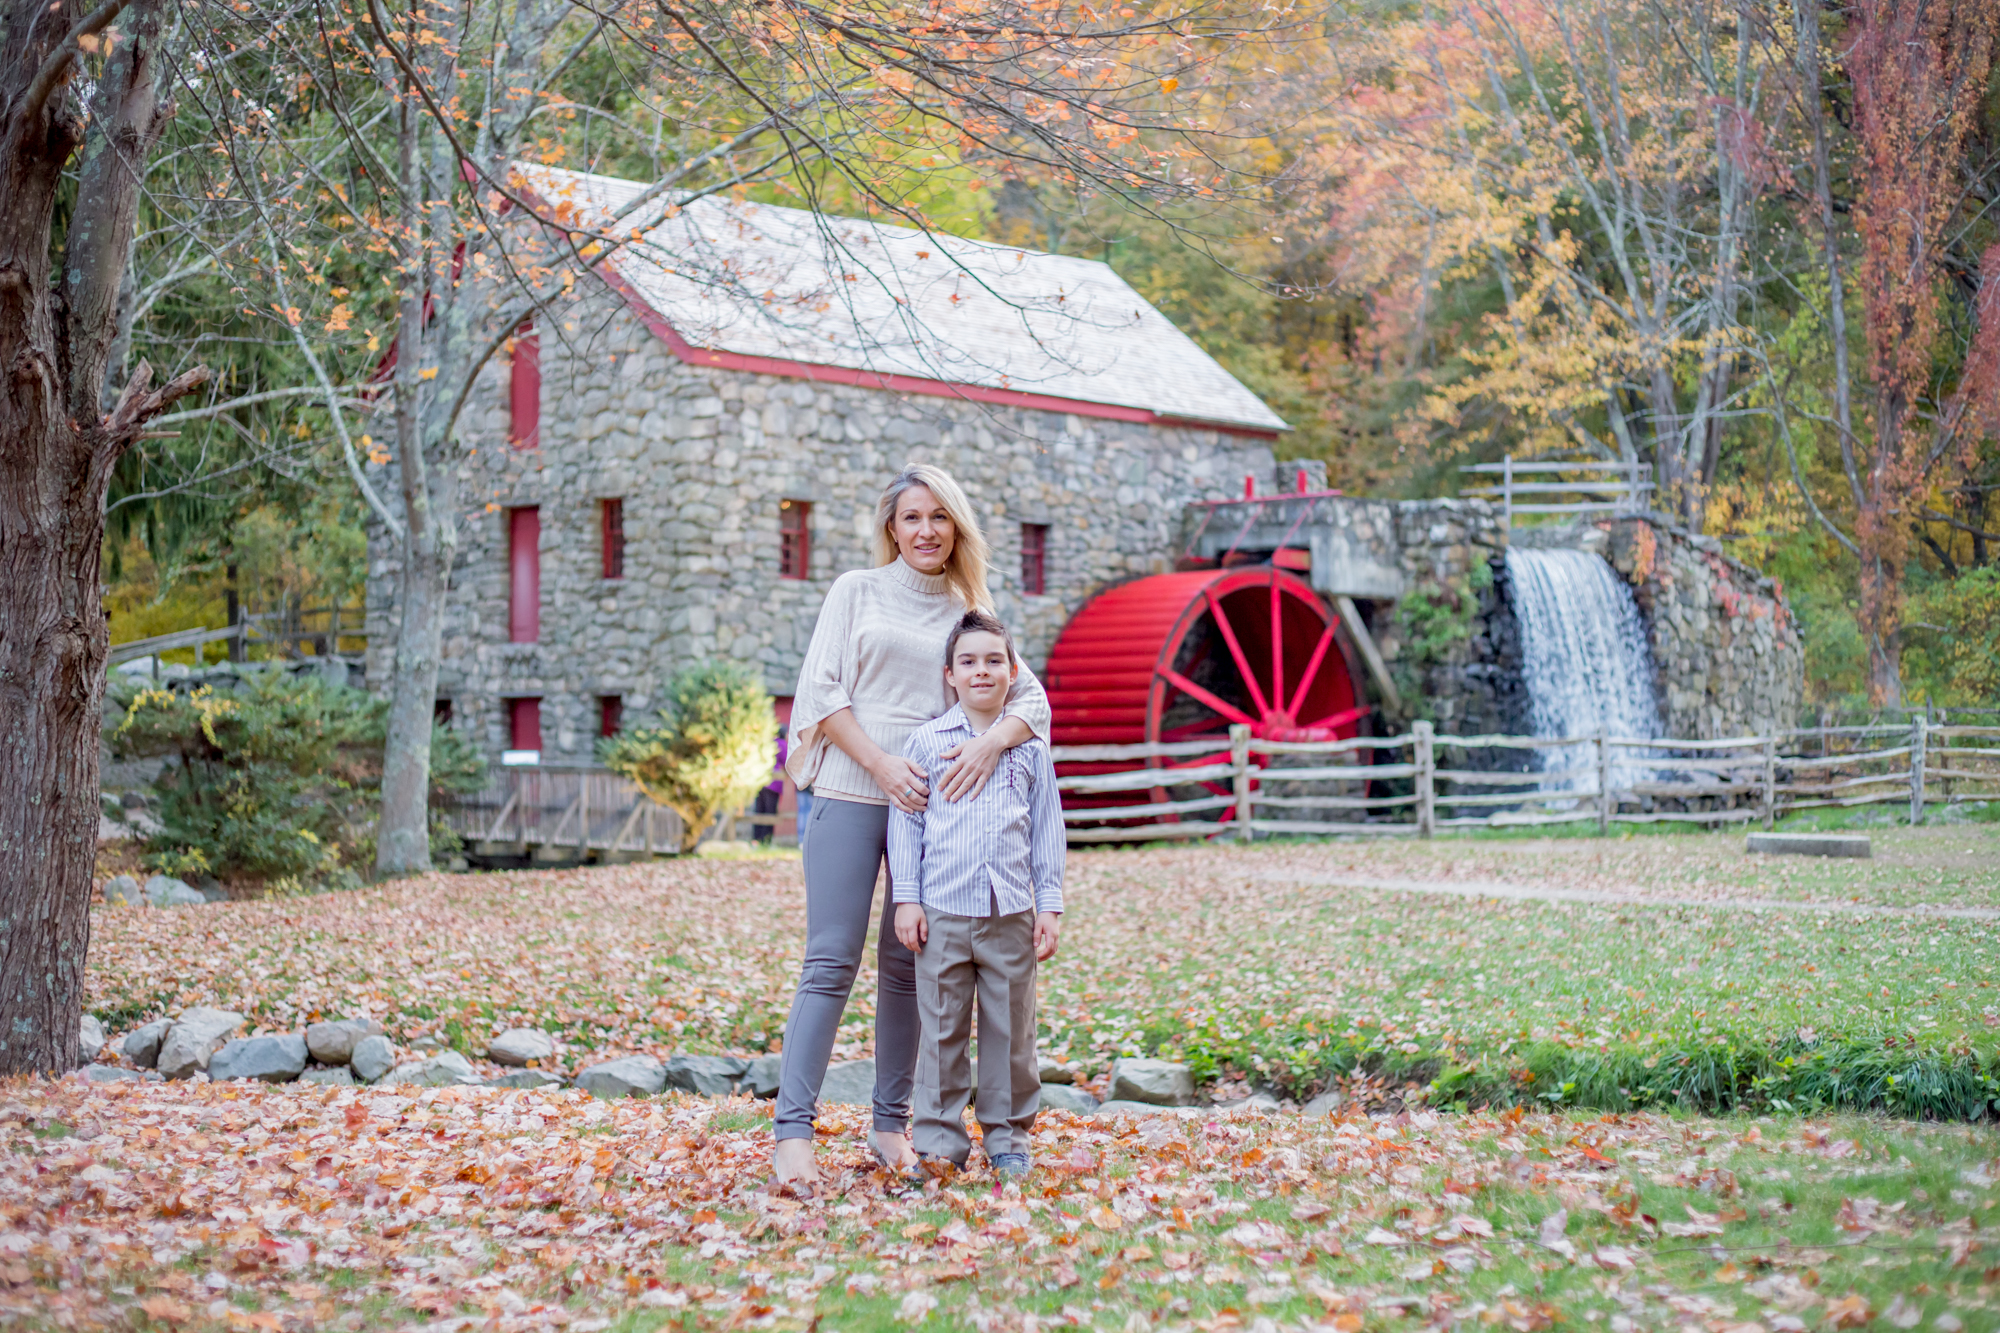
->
[888,610,1063,1178]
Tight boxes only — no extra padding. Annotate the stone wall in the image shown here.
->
[364,284,1285,764]
[1601,518,1805,739]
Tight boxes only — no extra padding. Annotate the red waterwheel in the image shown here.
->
[1044,567,1369,830]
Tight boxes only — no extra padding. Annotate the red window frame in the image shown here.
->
[778,499,811,580]
[599,695,623,738]
[1021,522,1049,596]
[601,498,625,580]
[508,697,542,752]
[508,506,540,643]
[509,319,540,449]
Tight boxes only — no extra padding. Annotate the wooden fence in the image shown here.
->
[1051,719,2000,841]
[438,767,798,862]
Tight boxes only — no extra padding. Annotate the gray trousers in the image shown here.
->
[913,909,1041,1164]
[774,795,918,1140]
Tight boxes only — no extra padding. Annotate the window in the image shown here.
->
[433,697,453,726]
[601,498,625,580]
[778,499,811,580]
[508,506,540,643]
[1021,522,1049,596]
[599,695,623,738]
[508,319,540,449]
[506,697,542,762]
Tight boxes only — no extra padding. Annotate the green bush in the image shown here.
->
[109,669,483,890]
[598,661,776,853]
[1904,566,2000,706]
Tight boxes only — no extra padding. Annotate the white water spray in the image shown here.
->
[1504,547,1663,789]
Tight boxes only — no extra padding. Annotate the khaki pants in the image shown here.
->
[913,909,1040,1164]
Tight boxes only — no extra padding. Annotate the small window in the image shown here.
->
[506,697,542,762]
[433,697,454,726]
[779,499,811,580]
[599,695,623,738]
[509,319,540,449]
[1021,522,1049,596]
[508,506,540,643]
[601,498,625,580]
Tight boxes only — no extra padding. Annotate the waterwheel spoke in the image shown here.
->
[1270,575,1285,716]
[1286,624,1337,719]
[1301,703,1371,734]
[1160,668,1255,727]
[1202,589,1271,718]
[1159,718,1233,743]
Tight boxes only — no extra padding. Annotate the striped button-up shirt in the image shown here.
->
[888,705,1065,918]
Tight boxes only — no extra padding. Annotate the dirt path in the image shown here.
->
[1265,871,2000,919]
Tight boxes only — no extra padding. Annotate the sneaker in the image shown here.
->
[989,1152,1031,1179]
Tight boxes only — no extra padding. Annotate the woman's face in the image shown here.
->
[890,483,955,575]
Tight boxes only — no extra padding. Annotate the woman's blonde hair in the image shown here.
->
[873,464,994,613]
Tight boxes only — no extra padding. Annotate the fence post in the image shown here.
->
[1760,737,1777,831]
[1910,715,1927,826]
[1231,724,1253,842]
[578,772,592,861]
[1596,732,1611,834]
[1502,453,1513,531]
[1413,720,1436,838]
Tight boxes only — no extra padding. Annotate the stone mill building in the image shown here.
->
[363,165,1299,771]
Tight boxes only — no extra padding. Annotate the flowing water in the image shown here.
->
[1504,547,1663,790]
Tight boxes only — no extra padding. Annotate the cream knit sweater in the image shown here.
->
[785,559,1051,805]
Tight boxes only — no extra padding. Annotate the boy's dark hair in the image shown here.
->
[944,609,1018,667]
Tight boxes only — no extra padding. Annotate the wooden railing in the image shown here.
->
[436,765,800,860]
[1050,719,2000,841]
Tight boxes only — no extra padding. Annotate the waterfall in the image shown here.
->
[1504,548,1663,788]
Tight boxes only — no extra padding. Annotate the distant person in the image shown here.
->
[774,465,1051,1191]
[750,731,786,844]
[890,611,1063,1178]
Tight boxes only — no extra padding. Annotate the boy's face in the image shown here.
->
[946,630,1017,709]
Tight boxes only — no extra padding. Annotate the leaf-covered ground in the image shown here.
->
[83,827,2000,1116]
[16,829,1997,1329]
[4,1081,1996,1332]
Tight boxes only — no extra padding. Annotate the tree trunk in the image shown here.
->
[0,0,194,1074]
[375,530,447,873]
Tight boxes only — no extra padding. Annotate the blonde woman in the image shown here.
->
[774,465,1051,1189]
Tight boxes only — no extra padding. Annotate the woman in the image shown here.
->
[775,464,1051,1188]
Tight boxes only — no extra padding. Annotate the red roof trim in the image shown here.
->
[590,257,1282,440]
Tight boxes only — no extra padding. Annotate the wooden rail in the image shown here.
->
[1049,716,1996,843]
[435,766,798,862]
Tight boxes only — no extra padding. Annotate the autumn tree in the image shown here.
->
[1826,0,2000,701]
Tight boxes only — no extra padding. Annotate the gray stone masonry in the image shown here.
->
[366,283,1284,766]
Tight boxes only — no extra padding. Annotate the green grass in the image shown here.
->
[1043,833,2000,1118]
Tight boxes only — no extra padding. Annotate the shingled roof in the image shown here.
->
[516,164,1289,436]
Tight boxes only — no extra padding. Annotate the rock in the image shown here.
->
[210,1033,309,1083]
[740,1054,782,1098]
[350,1035,396,1084]
[156,1007,245,1079]
[664,1054,749,1097]
[1301,1088,1344,1117]
[103,875,144,906]
[486,1069,565,1090]
[195,878,228,904]
[487,1028,555,1067]
[123,1018,172,1068]
[82,1065,142,1084]
[577,1055,666,1098]
[299,1067,356,1088]
[382,1051,481,1088]
[143,875,207,908]
[1213,1091,1282,1114]
[1108,1057,1195,1106]
[819,1058,875,1107]
[1093,1100,1201,1118]
[1037,1083,1100,1114]
[1746,831,1871,859]
[78,1015,105,1064]
[1037,1056,1075,1085]
[306,1018,383,1066]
